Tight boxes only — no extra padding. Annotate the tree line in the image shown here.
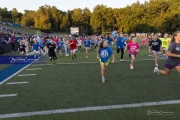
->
[0,0,180,34]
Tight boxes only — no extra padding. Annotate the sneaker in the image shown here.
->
[120,59,124,62]
[102,77,105,83]
[130,65,134,69]
[86,56,88,59]
[154,67,159,74]
[54,63,56,66]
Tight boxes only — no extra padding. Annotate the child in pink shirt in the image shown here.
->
[125,37,140,69]
[142,36,146,47]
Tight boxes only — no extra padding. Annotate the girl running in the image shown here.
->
[149,34,162,67]
[160,33,171,54]
[97,40,115,83]
[24,38,31,55]
[84,38,91,58]
[154,31,180,76]
[33,39,40,58]
[57,38,63,57]
[69,37,77,62]
[77,37,82,52]
[47,38,57,66]
[18,41,26,56]
[116,33,126,61]
[142,36,146,47]
[125,37,140,69]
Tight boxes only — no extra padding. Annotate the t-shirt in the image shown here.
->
[18,44,25,50]
[160,38,171,49]
[48,43,56,53]
[98,47,113,63]
[166,42,180,66]
[149,39,162,51]
[84,40,91,47]
[77,40,82,46]
[127,42,140,55]
[33,43,39,51]
[57,41,63,49]
[69,40,77,50]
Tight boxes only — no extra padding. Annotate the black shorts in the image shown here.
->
[49,52,57,59]
[20,49,25,52]
[78,46,81,48]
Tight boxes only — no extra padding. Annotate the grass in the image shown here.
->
[0,45,179,120]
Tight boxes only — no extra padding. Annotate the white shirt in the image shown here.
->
[77,40,82,46]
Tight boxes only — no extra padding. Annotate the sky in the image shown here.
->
[0,0,148,13]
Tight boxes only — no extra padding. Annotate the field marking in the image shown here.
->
[0,99,179,118]
[6,82,29,85]
[18,74,36,77]
[26,68,42,70]
[32,58,166,66]
[0,54,46,85]
[0,94,17,98]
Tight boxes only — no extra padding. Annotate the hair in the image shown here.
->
[171,31,180,43]
[97,39,106,53]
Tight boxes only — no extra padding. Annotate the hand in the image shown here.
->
[118,46,120,48]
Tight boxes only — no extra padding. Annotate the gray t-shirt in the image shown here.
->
[166,42,180,66]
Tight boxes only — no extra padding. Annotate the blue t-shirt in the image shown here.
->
[57,41,63,49]
[116,37,126,48]
[112,31,117,38]
[84,40,91,47]
[106,38,112,46]
[33,43,39,51]
[38,39,44,47]
[98,47,113,63]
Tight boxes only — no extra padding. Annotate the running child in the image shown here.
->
[57,38,63,57]
[84,38,91,58]
[18,41,26,56]
[149,34,162,67]
[47,38,57,66]
[125,37,140,69]
[97,40,115,83]
[154,31,180,76]
[160,33,171,54]
[142,36,146,47]
[24,38,31,55]
[32,39,40,58]
[69,37,77,62]
[77,37,82,52]
[116,33,126,61]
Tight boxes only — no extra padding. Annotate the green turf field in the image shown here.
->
[0,46,180,120]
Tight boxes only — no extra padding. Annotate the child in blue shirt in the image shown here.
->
[84,39,91,58]
[116,34,126,61]
[97,40,115,83]
[57,39,63,57]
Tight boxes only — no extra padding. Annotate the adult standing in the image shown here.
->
[10,32,15,51]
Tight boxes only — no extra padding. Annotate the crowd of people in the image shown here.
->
[1,28,180,83]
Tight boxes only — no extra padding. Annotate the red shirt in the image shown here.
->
[10,36,14,43]
[126,39,132,44]
[69,40,77,50]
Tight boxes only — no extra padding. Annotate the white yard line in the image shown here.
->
[0,94,17,98]
[6,82,29,85]
[32,58,166,66]
[0,99,179,119]
[18,74,36,77]
[26,68,42,70]
[0,54,46,85]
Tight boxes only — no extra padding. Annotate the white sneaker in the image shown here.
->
[120,59,124,62]
[86,56,88,59]
[154,67,159,74]
[102,77,105,83]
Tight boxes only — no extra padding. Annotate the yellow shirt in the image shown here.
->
[160,38,171,49]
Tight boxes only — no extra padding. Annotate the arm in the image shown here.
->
[111,54,115,63]
[166,51,180,58]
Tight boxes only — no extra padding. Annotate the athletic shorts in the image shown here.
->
[165,61,180,70]
[34,50,40,54]
[86,47,90,50]
[49,52,57,59]
[19,49,25,52]
[99,59,109,66]
[70,49,76,54]
[151,50,159,53]
[130,54,136,57]
[57,47,62,50]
